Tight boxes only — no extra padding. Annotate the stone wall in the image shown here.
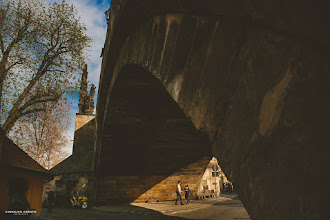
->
[43,173,93,204]
[97,158,210,204]
[73,114,95,155]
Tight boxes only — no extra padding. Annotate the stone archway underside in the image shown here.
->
[96,65,212,203]
[94,1,330,219]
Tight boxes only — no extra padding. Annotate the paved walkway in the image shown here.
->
[40,193,249,219]
[92,194,238,216]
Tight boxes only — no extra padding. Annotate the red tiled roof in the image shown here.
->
[0,129,47,172]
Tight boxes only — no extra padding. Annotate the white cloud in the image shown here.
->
[65,0,109,86]
[47,0,110,154]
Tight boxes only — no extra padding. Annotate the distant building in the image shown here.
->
[198,157,233,198]
[0,129,50,216]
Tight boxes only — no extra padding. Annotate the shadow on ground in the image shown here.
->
[40,206,188,220]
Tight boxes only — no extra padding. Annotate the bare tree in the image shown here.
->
[11,101,71,169]
[0,0,91,133]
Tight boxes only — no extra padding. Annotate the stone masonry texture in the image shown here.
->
[95,0,330,219]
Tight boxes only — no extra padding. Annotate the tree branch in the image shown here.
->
[19,95,60,113]
[4,59,23,72]
[0,32,5,54]
[0,6,33,92]
[2,52,55,132]
[1,107,45,133]
[21,108,46,117]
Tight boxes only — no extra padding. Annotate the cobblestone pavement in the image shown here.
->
[40,207,185,220]
[129,194,236,215]
[40,194,250,220]
[174,197,251,220]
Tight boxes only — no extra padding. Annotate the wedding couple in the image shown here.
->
[175,181,190,205]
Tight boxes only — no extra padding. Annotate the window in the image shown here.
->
[212,165,220,177]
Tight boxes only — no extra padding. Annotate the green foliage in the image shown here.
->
[0,0,91,133]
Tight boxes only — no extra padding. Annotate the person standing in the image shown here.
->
[5,178,31,220]
[184,185,190,204]
[175,181,183,205]
[47,190,56,213]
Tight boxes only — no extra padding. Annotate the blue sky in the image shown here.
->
[48,0,111,154]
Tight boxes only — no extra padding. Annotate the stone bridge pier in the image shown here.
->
[94,0,330,219]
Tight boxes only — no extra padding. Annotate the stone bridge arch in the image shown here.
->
[94,1,330,219]
[94,63,212,203]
